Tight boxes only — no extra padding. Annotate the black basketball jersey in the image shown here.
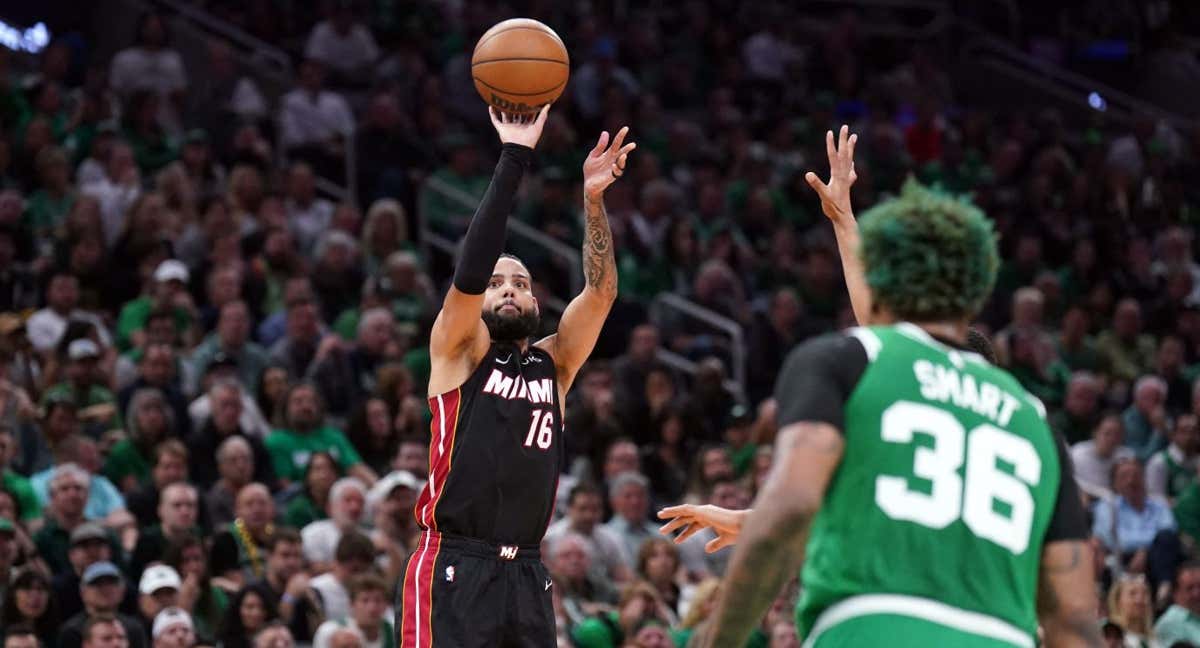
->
[414,341,564,545]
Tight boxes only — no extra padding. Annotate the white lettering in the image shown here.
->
[529,379,552,404]
[913,360,938,400]
[909,361,1023,427]
[483,370,513,397]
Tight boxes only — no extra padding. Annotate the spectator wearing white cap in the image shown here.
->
[302,477,367,572]
[366,470,423,581]
[138,565,183,628]
[25,273,112,354]
[152,607,196,648]
[115,259,198,353]
[40,338,119,432]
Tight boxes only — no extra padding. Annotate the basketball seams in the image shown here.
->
[472,76,568,97]
[474,24,565,54]
[471,57,571,66]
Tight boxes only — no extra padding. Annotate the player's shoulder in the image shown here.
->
[782,330,870,371]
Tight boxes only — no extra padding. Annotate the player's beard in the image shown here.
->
[482,307,540,342]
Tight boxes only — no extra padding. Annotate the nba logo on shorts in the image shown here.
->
[445,566,455,582]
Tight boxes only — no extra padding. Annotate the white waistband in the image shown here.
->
[802,593,1033,648]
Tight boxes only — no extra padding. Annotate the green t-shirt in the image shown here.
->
[2,469,43,520]
[779,325,1067,646]
[41,382,120,429]
[729,443,757,478]
[102,438,151,489]
[23,189,75,237]
[265,426,363,483]
[115,298,192,351]
[284,493,326,529]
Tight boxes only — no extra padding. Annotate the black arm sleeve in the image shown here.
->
[774,333,869,432]
[1044,432,1089,542]
[451,143,533,294]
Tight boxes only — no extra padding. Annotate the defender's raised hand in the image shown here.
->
[583,126,637,202]
[490,104,551,148]
[805,124,858,223]
[658,504,746,553]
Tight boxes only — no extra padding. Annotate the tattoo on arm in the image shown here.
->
[582,196,617,297]
[707,507,810,646]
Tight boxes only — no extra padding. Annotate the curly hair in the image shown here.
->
[858,180,999,322]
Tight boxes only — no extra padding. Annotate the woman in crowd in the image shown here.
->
[283,451,339,529]
[165,535,230,642]
[218,582,280,648]
[256,365,291,427]
[346,397,400,477]
[0,568,60,644]
[1107,574,1159,648]
[635,538,686,623]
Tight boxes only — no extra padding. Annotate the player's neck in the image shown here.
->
[908,320,968,346]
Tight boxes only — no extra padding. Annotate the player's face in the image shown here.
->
[481,258,539,342]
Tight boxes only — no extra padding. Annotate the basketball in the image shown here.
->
[471,18,569,115]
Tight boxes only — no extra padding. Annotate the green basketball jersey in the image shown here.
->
[775,324,1082,648]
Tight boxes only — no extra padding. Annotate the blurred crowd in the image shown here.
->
[0,1,1199,647]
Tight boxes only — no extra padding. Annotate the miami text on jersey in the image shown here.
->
[481,369,555,404]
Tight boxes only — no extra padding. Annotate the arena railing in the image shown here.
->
[958,27,1200,133]
[154,0,292,81]
[649,292,747,403]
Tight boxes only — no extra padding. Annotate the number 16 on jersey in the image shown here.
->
[524,410,554,450]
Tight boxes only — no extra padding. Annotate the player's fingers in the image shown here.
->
[533,103,551,127]
[489,107,504,128]
[705,536,733,553]
[610,126,629,153]
[592,131,610,156]
[618,142,637,158]
[614,152,629,173]
[845,132,858,164]
[825,129,836,163]
[657,505,694,519]
[674,522,706,543]
[658,517,690,535]
[805,171,829,197]
[838,124,849,155]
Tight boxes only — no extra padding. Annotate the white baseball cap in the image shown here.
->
[67,338,101,360]
[367,470,425,514]
[139,564,182,595]
[153,259,189,283]
[152,607,193,638]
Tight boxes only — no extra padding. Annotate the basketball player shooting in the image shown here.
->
[397,104,634,648]
[659,128,1101,647]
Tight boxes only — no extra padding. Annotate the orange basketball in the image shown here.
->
[472,18,569,115]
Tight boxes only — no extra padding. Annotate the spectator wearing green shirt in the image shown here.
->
[104,388,176,493]
[416,133,489,236]
[41,339,120,433]
[265,383,376,488]
[23,146,75,249]
[284,451,338,529]
[1096,298,1158,386]
[723,406,756,478]
[115,259,197,352]
[0,425,41,523]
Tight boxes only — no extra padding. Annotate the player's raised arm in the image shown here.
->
[535,126,635,394]
[807,125,869,324]
[429,106,549,387]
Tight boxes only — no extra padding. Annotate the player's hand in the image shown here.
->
[805,124,858,224]
[489,104,551,149]
[583,126,637,202]
[657,504,744,553]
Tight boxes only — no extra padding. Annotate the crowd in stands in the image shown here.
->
[0,1,1199,647]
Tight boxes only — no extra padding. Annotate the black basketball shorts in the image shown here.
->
[397,531,556,647]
